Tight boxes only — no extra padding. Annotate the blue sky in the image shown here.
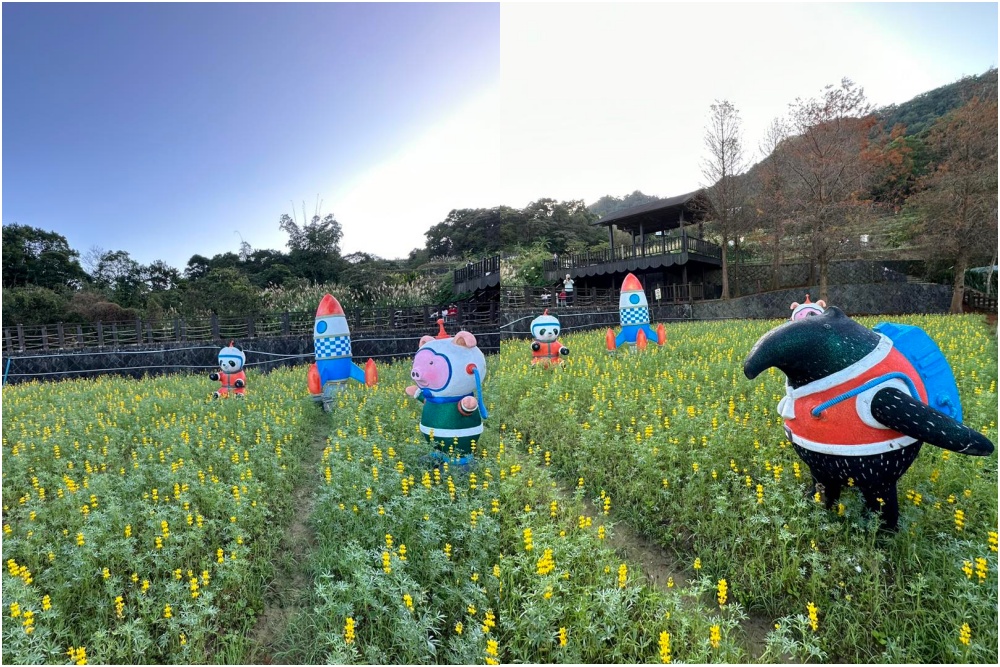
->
[2,2,996,269]
[2,2,500,267]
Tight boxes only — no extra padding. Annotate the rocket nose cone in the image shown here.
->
[621,273,643,292]
[316,294,345,317]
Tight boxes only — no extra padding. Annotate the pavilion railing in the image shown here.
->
[3,301,501,354]
[454,255,500,287]
[544,232,721,274]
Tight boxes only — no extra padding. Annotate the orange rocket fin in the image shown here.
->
[307,363,321,396]
[364,358,378,386]
[605,328,616,351]
[656,323,666,345]
[636,327,648,350]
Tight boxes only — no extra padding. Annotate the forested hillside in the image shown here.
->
[878,68,997,136]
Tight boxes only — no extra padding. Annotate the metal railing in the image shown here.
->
[544,232,722,274]
[3,301,501,354]
[453,255,500,286]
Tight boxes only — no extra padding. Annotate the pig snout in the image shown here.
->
[411,349,449,390]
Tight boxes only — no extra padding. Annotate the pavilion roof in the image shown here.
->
[593,189,714,234]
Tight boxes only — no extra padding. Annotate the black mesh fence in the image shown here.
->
[2,330,500,385]
[729,259,927,297]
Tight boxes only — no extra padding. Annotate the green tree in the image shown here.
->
[279,212,344,283]
[184,268,260,317]
[91,250,148,309]
[2,223,87,290]
[1,286,71,325]
[588,191,660,219]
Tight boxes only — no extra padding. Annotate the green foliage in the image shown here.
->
[502,243,553,287]
[260,277,439,314]
[1,286,72,326]
[424,207,503,258]
[877,69,998,137]
[2,223,87,290]
[183,268,261,317]
[588,191,661,219]
[495,315,998,663]
[0,368,321,664]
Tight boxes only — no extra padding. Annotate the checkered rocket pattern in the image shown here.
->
[620,306,650,325]
[315,335,352,360]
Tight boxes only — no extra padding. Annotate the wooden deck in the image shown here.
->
[544,233,721,281]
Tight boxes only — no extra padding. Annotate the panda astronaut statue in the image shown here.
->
[211,341,247,399]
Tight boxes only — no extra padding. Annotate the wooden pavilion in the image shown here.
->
[543,190,723,302]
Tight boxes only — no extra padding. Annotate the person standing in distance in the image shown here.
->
[563,274,574,307]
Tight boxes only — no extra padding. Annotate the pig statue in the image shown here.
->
[405,320,488,465]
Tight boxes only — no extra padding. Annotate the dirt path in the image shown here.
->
[248,427,328,664]
[549,474,787,662]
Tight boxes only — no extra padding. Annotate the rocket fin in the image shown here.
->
[349,362,367,384]
[636,327,648,350]
[307,363,321,396]
[364,358,378,386]
[656,323,666,345]
[606,328,616,351]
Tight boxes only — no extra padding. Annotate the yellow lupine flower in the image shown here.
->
[806,602,819,631]
[659,631,671,663]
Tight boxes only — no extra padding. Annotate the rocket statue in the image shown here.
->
[606,273,666,351]
[307,294,377,408]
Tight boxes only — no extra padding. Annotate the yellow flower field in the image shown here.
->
[2,313,996,663]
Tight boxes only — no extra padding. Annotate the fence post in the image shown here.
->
[423,305,430,326]
[17,324,25,352]
[56,323,65,349]
[247,316,256,339]
[146,322,154,344]
[489,299,497,324]
[281,312,290,336]
[4,328,12,355]
[97,321,104,348]
[181,319,188,342]
[111,323,119,347]
[41,326,49,351]
[173,319,180,342]
[211,314,220,341]
[76,324,84,348]
[135,319,143,345]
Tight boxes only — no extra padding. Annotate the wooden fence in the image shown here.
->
[964,288,998,313]
[3,301,500,354]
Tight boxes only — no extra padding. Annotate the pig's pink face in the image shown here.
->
[411,348,452,391]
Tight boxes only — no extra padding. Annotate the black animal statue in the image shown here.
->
[743,306,994,530]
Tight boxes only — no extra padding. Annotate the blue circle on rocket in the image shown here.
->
[629,294,640,304]
[316,320,328,334]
